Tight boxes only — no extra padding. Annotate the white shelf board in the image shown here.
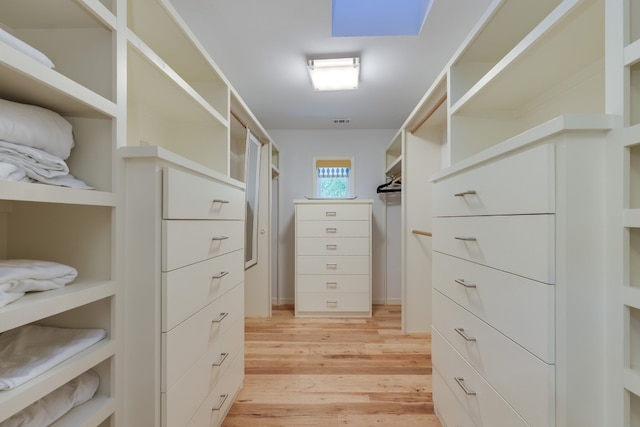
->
[622,123,640,147]
[0,0,112,30]
[0,181,116,207]
[624,368,640,397]
[0,43,117,119]
[625,38,640,67]
[49,395,115,427]
[624,209,640,228]
[623,286,640,310]
[0,281,116,334]
[385,155,403,177]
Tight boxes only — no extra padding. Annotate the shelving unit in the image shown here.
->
[0,0,119,425]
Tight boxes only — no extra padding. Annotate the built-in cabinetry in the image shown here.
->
[121,150,245,427]
[413,0,612,426]
[294,199,372,317]
[607,0,640,425]
[0,1,120,425]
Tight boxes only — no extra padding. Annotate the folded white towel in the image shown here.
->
[0,291,24,308]
[0,370,99,427]
[0,259,77,293]
[0,140,68,179]
[28,171,93,190]
[0,325,106,390]
[0,27,55,68]
[0,162,26,182]
[0,99,73,159]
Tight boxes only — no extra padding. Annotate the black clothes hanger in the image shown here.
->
[377,176,402,193]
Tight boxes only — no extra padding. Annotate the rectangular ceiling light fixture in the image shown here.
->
[332,0,434,37]
[307,57,360,91]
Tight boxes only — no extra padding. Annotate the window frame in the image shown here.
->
[312,156,355,198]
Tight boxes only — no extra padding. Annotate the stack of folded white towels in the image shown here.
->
[0,259,78,308]
[0,98,92,189]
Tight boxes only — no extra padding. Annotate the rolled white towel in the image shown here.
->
[0,325,106,390]
[0,140,68,179]
[0,370,99,427]
[0,99,73,159]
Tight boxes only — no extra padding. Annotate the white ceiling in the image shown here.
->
[170,0,493,131]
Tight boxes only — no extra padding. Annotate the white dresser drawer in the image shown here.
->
[296,237,369,256]
[433,214,555,284]
[433,251,554,363]
[433,291,555,427]
[163,167,245,220]
[187,351,244,427]
[162,250,244,331]
[162,317,243,427]
[296,274,370,293]
[162,220,244,271]
[433,369,477,427]
[432,330,529,427]
[296,292,370,313]
[162,283,243,392]
[433,144,555,217]
[296,220,369,238]
[296,203,370,221]
[297,255,369,275]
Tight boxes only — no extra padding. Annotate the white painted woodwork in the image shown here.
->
[433,251,554,363]
[432,370,477,427]
[432,330,529,427]
[294,199,373,317]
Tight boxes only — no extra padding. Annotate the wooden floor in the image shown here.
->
[222,305,442,427]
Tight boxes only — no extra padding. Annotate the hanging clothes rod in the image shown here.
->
[231,109,267,144]
[411,229,432,237]
[409,94,447,135]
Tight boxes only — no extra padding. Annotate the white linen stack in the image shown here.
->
[0,259,78,308]
[0,324,106,391]
[0,370,99,427]
[0,98,92,189]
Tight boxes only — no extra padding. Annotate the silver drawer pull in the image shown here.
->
[212,199,230,204]
[326,227,337,233]
[326,282,338,289]
[212,271,229,279]
[454,190,477,197]
[212,352,229,367]
[454,236,477,242]
[212,312,228,323]
[454,327,476,342]
[211,236,230,241]
[326,244,337,250]
[454,279,476,289]
[326,263,338,269]
[326,300,338,306]
[325,211,337,216]
[454,377,476,396]
[211,394,229,411]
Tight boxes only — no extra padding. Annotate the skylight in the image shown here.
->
[332,0,434,37]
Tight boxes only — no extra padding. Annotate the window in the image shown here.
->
[314,158,354,198]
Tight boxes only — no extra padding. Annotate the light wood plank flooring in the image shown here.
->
[222,305,442,426]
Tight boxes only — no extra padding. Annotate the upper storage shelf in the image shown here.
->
[448,0,605,162]
[385,131,402,178]
[128,0,229,120]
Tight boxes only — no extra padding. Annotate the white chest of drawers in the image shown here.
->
[294,199,373,317]
[121,147,245,427]
[430,124,610,427]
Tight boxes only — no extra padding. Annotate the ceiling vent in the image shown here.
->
[332,118,351,124]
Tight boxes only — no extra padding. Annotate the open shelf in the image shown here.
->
[631,0,640,45]
[127,0,229,120]
[631,61,640,127]
[385,131,402,177]
[449,0,604,162]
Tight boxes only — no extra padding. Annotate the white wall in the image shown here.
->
[268,128,397,304]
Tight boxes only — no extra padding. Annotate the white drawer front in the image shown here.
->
[296,237,369,256]
[163,167,245,220]
[296,203,370,221]
[296,292,370,313]
[432,330,529,427]
[434,291,555,427]
[187,351,244,427]
[162,250,244,331]
[433,144,555,217]
[297,274,370,293]
[162,317,243,427]
[162,220,243,271]
[433,369,477,427]
[296,220,369,238]
[433,215,555,284]
[297,255,369,275]
[162,283,243,392]
[433,251,554,363]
